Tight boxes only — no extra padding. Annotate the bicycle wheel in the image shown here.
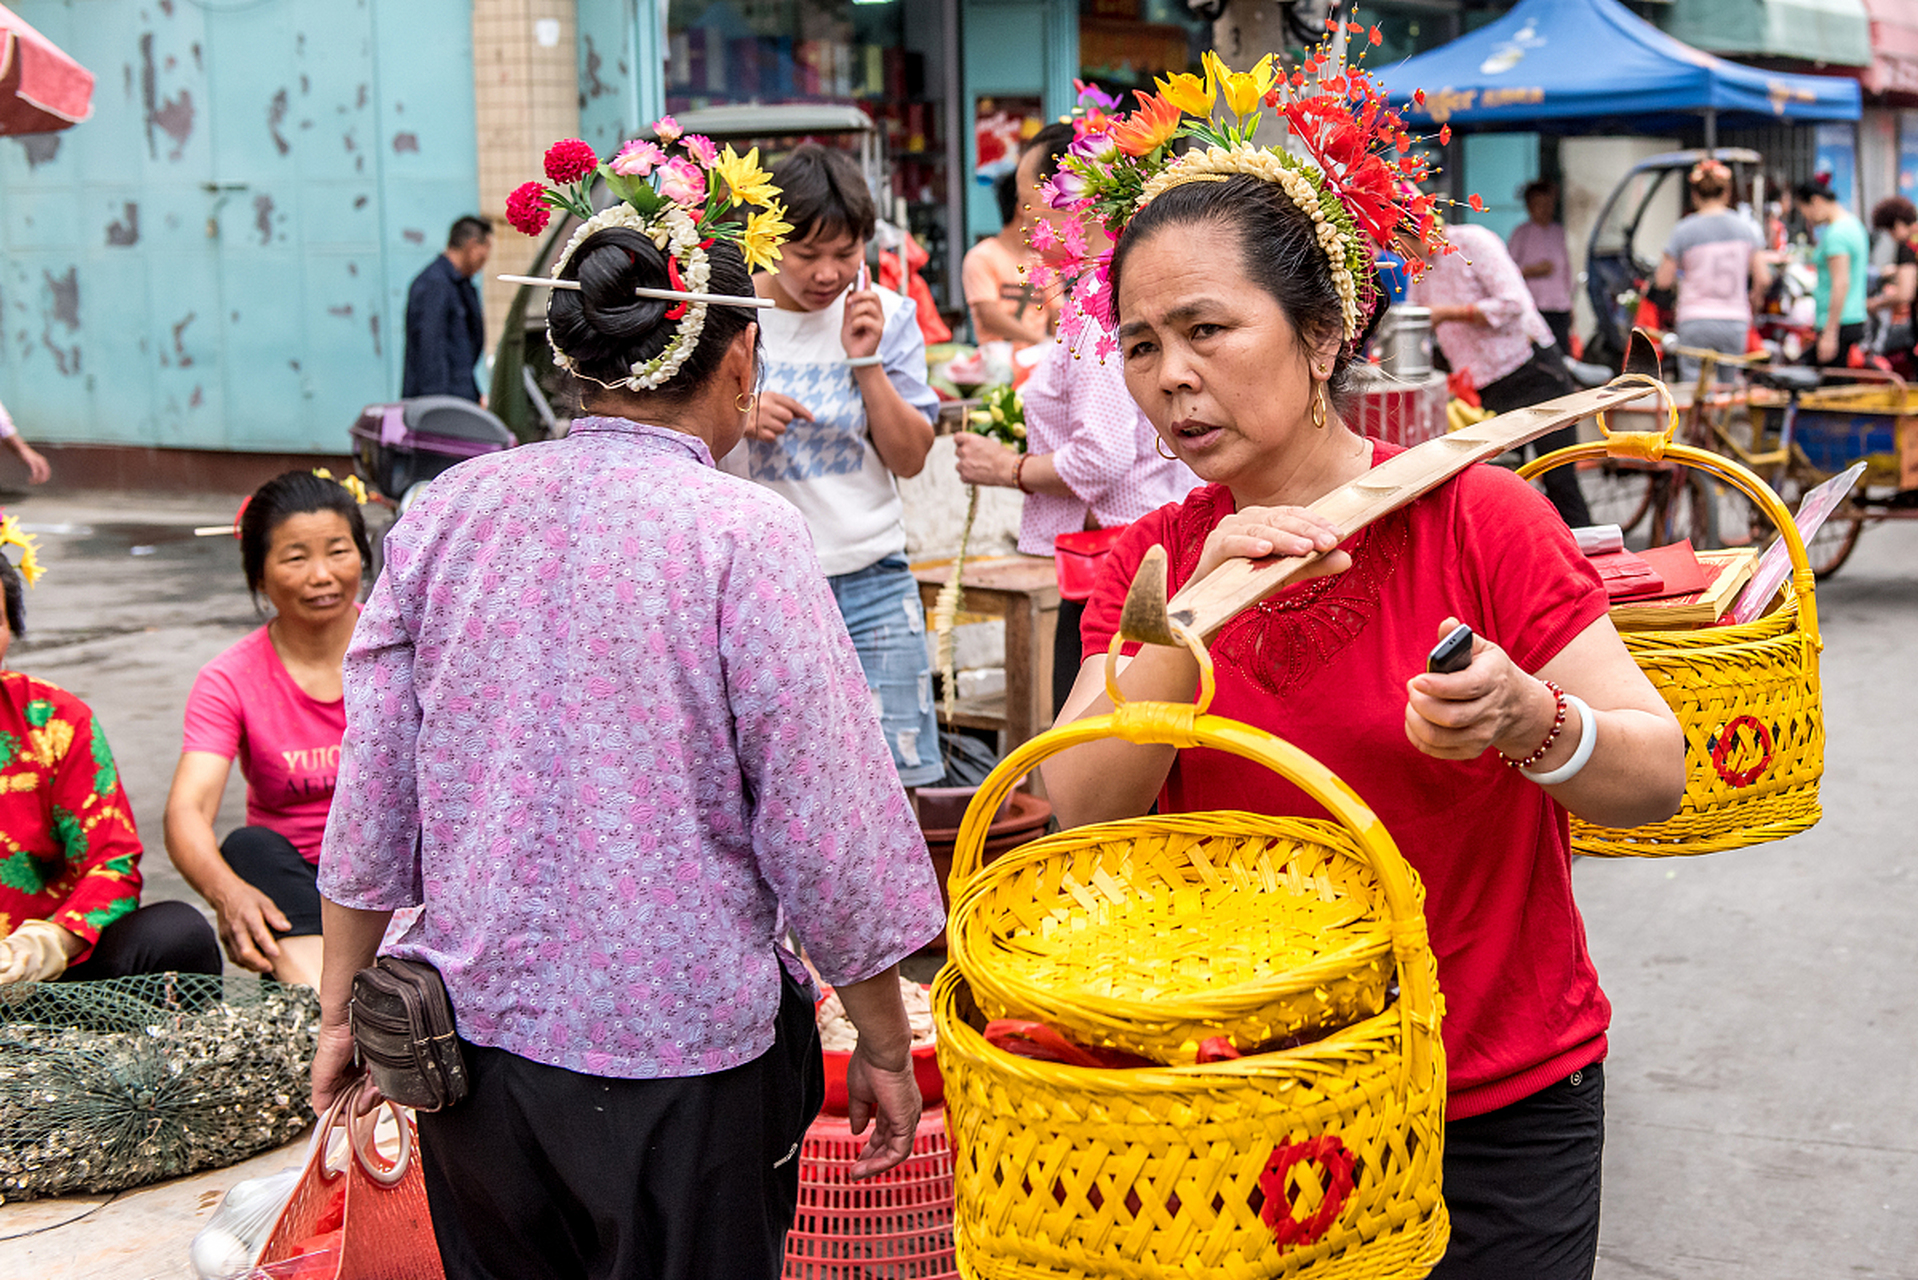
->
[1577,459,1656,534]
[1648,471,1718,549]
[1773,472,1866,578]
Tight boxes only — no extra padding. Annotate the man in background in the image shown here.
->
[402,216,492,401]
[1508,179,1574,353]
[1796,181,1867,368]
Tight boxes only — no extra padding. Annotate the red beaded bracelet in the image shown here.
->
[1501,679,1567,770]
[1013,453,1031,494]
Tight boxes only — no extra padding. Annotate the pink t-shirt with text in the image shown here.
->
[182,626,346,864]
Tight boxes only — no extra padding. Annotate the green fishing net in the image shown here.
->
[0,973,317,1202]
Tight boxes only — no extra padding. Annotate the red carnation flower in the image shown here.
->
[506,181,551,237]
[543,137,598,184]
[1468,192,1486,212]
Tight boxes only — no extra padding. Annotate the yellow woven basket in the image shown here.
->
[937,641,1447,1278]
[1518,390,1823,857]
[949,812,1395,1063]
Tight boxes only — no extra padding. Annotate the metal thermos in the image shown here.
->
[1377,305,1433,379]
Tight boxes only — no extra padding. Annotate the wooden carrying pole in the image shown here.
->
[1118,381,1653,647]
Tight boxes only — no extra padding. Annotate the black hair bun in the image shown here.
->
[550,227,674,365]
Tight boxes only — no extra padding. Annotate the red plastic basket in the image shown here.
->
[783,1106,958,1279]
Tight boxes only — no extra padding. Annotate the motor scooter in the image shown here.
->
[349,395,515,512]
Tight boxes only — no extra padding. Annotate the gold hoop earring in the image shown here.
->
[736,391,757,414]
[1155,436,1178,461]
[1311,383,1327,430]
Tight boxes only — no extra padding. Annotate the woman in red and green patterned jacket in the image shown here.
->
[0,554,218,985]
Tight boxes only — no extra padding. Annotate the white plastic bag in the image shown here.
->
[188,1167,302,1280]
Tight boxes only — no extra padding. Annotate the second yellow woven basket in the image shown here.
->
[1520,416,1823,857]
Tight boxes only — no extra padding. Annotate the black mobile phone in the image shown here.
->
[1427,623,1475,675]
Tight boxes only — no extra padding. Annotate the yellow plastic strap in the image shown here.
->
[1593,372,1678,456]
[1103,622,1215,714]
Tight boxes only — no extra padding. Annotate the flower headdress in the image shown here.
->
[1688,158,1732,186]
[503,124,792,392]
[0,514,41,586]
[1036,20,1463,353]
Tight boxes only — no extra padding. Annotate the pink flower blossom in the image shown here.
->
[1027,219,1058,254]
[1061,219,1087,258]
[612,139,667,177]
[658,157,707,205]
[1094,331,1119,362]
[651,115,683,144]
[682,134,718,167]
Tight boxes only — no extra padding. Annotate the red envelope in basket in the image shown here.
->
[1054,526,1130,602]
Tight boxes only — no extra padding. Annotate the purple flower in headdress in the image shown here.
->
[1041,171,1088,209]
[1068,131,1115,164]
[1074,78,1122,112]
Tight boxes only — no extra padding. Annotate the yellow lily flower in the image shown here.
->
[739,200,794,273]
[1219,54,1276,117]
[714,145,779,208]
[1155,70,1214,117]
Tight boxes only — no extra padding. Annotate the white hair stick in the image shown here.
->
[496,274,775,308]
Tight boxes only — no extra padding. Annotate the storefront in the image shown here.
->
[658,0,966,310]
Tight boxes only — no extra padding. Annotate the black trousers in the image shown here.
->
[1053,596,1087,718]
[416,966,825,1280]
[1431,1063,1606,1280]
[1539,309,1574,355]
[63,900,221,981]
[221,826,323,936]
[1807,321,1868,369]
[1477,346,1592,529]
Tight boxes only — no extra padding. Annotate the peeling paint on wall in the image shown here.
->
[392,132,418,153]
[402,228,424,244]
[15,136,59,169]
[581,36,608,106]
[369,313,381,358]
[106,204,140,247]
[253,195,275,245]
[41,268,80,377]
[171,313,196,367]
[138,33,196,162]
[268,88,291,155]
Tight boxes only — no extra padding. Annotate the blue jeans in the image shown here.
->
[827,556,943,788]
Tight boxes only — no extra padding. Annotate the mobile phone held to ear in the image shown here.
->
[1427,623,1475,675]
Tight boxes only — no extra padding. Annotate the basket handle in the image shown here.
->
[1514,422,1821,647]
[948,638,1441,1079]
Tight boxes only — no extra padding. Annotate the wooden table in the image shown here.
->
[912,555,1059,754]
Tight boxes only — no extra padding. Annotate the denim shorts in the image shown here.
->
[827,556,943,788]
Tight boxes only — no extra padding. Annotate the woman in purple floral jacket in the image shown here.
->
[311,195,944,1278]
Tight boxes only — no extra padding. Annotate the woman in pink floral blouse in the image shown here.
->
[311,178,944,1277]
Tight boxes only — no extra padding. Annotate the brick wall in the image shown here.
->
[472,0,583,356]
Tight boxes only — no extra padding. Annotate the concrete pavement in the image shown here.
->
[0,487,1908,1277]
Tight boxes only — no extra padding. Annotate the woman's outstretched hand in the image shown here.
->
[1191,504,1350,585]
[1403,616,1555,761]
[843,1040,922,1180]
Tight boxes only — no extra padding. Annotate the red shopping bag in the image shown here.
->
[1053,526,1129,601]
[255,1085,445,1280]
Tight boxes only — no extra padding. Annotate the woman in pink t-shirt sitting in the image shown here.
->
[164,472,368,986]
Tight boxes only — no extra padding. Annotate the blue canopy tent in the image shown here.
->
[1376,0,1861,139]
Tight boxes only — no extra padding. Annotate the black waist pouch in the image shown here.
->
[350,956,470,1112]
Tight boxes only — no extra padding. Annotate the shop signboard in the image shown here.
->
[1900,111,1918,200]
[1814,122,1857,210]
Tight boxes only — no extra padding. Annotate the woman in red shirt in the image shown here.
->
[1036,118,1686,1277]
[164,472,368,987]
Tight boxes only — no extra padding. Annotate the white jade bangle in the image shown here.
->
[845,354,883,368]
[1521,693,1597,786]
